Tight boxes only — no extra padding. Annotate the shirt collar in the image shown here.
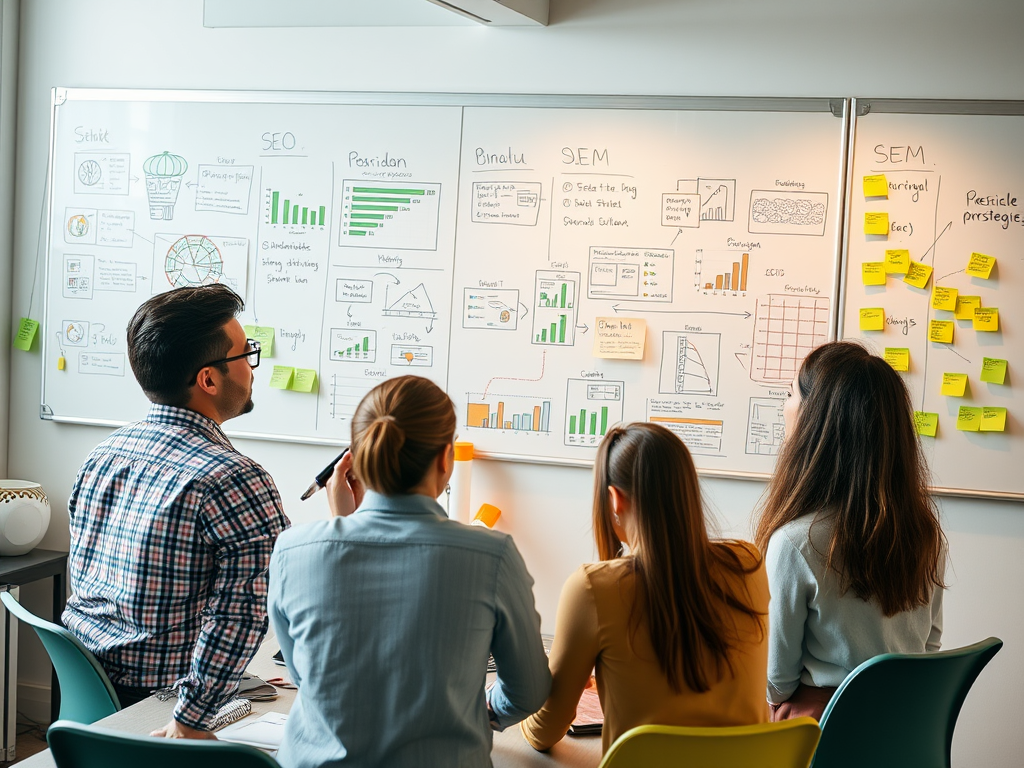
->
[358,489,448,519]
[145,403,233,449]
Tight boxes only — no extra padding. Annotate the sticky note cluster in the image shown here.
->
[269,365,318,393]
[957,406,1008,433]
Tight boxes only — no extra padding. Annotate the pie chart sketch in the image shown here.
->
[78,160,102,186]
[64,322,86,344]
[67,214,90,238]
[164,235,223,288]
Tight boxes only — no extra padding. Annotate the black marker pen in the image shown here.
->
[300,448,350,501]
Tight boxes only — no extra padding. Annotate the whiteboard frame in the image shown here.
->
[41,87,851,471]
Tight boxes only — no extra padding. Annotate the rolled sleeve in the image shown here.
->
[765,530,813,705]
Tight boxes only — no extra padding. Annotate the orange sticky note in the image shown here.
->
[863,175,889,197]
[903,261,932,289]
[954,296,981,320]
[965,252,996,279]
[884,249,910,274]
[914,411,938,437]
[957,406,983,431]
[864,212,889,235]
[980,407,1007,432]
[861,262,886,286]
[972,307,999,331]
[859,308,885,331]
[940,373,968,397]
[931,286,958,311]
[884,348,910,372]
[928,320,954,344]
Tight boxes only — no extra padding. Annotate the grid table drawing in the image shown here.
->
[750,294,830,383]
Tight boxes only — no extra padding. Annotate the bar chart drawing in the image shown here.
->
[746,397,786,455]
[264,187,328,228]
[329,329,377,363]
[339,179,441,251]
[532,271,580,346]
[659,332,721,396]
[694,250,751,295]
[466,394,553,433]
[750,294,830,383]
[390,344,433,367]
[565,379,624,446]
[677,178,737,221]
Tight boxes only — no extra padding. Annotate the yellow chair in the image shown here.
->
[599,718,821,768]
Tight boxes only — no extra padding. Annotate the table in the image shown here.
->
[0,549,68,724]
[18,637,602,768]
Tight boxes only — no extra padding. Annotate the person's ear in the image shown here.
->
[438,443,453,475]
[193,366,219,397]
[608,485,630,517]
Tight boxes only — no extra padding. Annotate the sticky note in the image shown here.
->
[940,373,968,397]
[13,317,39,352]
[931,286,958,311]
[980,407,1007,433]
[928,320,954,343]
[965,252,996,279]
[914,411,939,437]
[863,174,889,197]
[956,406,983,432]
[884,348,910,372]
[859,308,885,331]
[864,212,889,235]
[980,357,1007,385]
[884,249,911,274]
[57,356,66,370]
[290,368,318,393]
[269,366,294,389]
[594,317,647,360]
[861,262,886,286]
[243,325,276,358]
[954,296,981,320]
[903,261,933,289]
[972,307,999,331]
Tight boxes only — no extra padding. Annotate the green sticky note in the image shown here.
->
[903,261,932,289]
[269,365,294,389]
[13,317,39,352]
[884,348,910,372]
[940,373,968,397]
[861,262,886,286]
[980,357,1007,385]
[980,407,1007,433]
[957,406,983,432]
[243,325,275,358]
[914,411,938,437]
[290,368,318,393]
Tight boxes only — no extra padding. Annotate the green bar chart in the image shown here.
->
[533,270,580,346]
[340,179,441,250]
[329,329,377,363]
[266,187,328,227]
[564,378,624,446]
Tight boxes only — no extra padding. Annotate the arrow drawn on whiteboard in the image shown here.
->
[670,227,684,246]
[734,351,750,371]
[920,221,952,264]
[941,344,971,364]
[374,272,400,285]
[518,302,530,320]
[612,303,751,319]
[576,322,590,334]
[346,305,353,319]
[938,268,965,282]
[482,351,547,399]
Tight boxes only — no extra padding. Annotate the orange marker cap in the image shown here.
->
[472,503,501,528]
[454,441,474,461]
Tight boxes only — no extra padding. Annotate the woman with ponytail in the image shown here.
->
[269,376,550,768]
[521,422,769,755]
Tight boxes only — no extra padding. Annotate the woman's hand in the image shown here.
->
[326,451,364,517]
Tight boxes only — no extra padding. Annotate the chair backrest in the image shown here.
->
[599,718,821,768]
[1,591,120,723]
[812,636,1003,768]
[47,720,281,768]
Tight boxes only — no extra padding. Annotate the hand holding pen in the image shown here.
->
[300,448,364,517]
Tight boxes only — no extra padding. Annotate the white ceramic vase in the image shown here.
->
[0,481,51,556]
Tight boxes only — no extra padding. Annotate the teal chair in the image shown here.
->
[0,590,120,723]
[48,720,281,768]
[811,636,1003,768]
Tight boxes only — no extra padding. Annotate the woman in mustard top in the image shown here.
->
[521,422,769,754]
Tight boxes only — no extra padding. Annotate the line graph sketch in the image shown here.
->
[659,331,721,395]
[746,396,786,455]
[750,294,829,383]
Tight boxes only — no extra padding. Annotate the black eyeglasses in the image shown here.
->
[202,339,261,371]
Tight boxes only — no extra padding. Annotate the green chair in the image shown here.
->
[0,590,120,723]
[599,718,821,768]
[811,636,1003,768]
[47,720,281,768]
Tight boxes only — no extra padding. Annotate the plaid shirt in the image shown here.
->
[63,404,289,729]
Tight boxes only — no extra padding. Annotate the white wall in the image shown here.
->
[7,0,1024,764]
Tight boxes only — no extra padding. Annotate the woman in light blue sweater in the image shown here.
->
[754,341,945,721]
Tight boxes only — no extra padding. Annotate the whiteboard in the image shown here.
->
[42,89,849,478]
[841,99,1024,500]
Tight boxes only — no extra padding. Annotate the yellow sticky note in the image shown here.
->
[903,261,933,289]
[859,308,885,331]
[957,406,983,432]
[928,320,954,343]
[290,368,318,393]
[243,325,276,358]
[980,357,1007,385]
[954,296,981,320]
[864,212,889,235]
[972,307,999,331]
[884,347,910,372]
[861,262,886,286]
[57,356,66,371]
[884,249,911,274]
[931,286,958,311]
[965,252,996,279]
[914,411,939,437]
[13,317,39,352]
[940,373,968,397]
[269,366,294,389]
[863,174,889,197]
[981,407,1007,433]
[594,317,647,360]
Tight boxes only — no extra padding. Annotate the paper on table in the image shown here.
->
[884,348,910,372]
[981,407,1007,433]
[862,174,888,197]
[903,261,933,289]
[864,212,889,235]
[859,308,884,331]
[593,317,646,360]
[928,320,954,344]
[931,286,958,311]
[956,406,982,432]
[965,252,996,279]
[884,249,910,274]
[861,262,886,286]
[914,412,938,437]
[980,358,1007,385]
[940,373,968,397]
[972,308,999,331]
[954,296,981,320]
[217,712,288,750]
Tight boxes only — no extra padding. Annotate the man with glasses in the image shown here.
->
[63,284,289,739]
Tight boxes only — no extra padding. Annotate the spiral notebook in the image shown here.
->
[210,697,252,731]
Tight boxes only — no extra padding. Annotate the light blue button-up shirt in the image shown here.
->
[269,490,551,768]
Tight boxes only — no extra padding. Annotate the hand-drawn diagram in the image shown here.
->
[78,352,126,376]
[155,234,249,293]
[390,344,433,367]
[339,179,441,250]
[679,178,737,221]
[144,151,188,220]
[749,190,828,236]
[533,271,580,346]
[66,212,90,238]
[750,294,830,383]
[646,398,725,455]
[588,247,673,302]
[61,320,89,347]
[466,394,552,432]
[659,331,721,395]
[335,278,373,303]
[96,258,138,292]
[746,397,786,455]
[694,250,751,295]
[463,288,520,330]
[565,379,624,446]
[330,329,377,363]
[328,373,370,422]
[196,165,254,215]
[383,283,437,320]
[471,182,541,226]
[63,255,94,299]
[74,153,130,195]
[77,160,101,186]
[265,183,327,227]
[64,208,135,247]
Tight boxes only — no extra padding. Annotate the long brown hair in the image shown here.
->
[594,422,763,694]
[753,341,944,615]
[351,376,456,495]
